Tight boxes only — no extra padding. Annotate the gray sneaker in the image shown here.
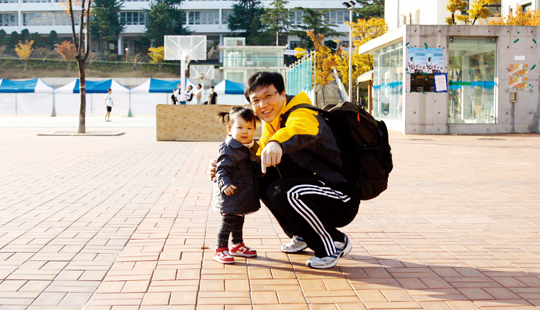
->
[281,235,308,253]
[306,234,352,269]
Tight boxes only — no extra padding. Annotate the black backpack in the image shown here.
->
[281,102,393,200]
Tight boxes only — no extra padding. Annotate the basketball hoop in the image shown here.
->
[165,35,207,96]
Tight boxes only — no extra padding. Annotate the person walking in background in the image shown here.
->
[104,88,114,122]
[212,107,261,264]
[208,86,218,105]
[195,84,203,105]
[185,85,194,104]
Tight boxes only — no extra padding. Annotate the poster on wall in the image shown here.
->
[509,64,528,91]
[407,48,427,73]
[407,47,445,74]
[434,73,448,93]
[408,47,445,92]
[426,48,445,73]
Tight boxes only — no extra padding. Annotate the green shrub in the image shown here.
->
[0,57,181,75]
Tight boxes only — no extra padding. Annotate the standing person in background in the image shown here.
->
[185,85,194,104]
[171,89,178,105]
[104,88,114,122]
[195,84,203,105]
[208,86,218,105]
[176,83,186,105]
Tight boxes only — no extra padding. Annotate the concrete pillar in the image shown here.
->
[118,36,124,55]
[219,34,223,63]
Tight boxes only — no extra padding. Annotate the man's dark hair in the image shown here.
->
[197,83,202,88]
[244,71,285,103]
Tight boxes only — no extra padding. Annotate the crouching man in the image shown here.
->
[211,72,361,269]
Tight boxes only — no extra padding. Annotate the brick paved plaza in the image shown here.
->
[1,117,540,310]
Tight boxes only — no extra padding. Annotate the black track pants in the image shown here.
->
[262,176,360,257]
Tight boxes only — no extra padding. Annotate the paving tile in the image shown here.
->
[3,127,540,310]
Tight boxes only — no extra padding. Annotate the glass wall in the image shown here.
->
[223,48,283,68]
[373,42,403,120]
[448,37,496,123]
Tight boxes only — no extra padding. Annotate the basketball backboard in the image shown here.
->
[164,36,207,61]
[190,65,215,80]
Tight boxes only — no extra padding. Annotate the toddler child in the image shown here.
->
[212,107,261,264]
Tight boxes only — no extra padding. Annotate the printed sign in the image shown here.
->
[509,64,528,91]
[509,76,528,91]
[407,47,445,74]
[510,64,528,77]
[426,48,445,74]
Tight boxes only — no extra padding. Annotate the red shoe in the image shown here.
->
[213,247,235,264]
[229,243,257,258]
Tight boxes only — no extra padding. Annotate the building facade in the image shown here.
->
[0,0,351,55]
[385,0,540,31]
[359,24,540,135]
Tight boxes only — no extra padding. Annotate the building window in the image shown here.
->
[522,3,532,12]
[54,12,78,26]
[0,13,17,26]
[23,12,79,26]
[289,40,301,49]
[373,42,403,120]
[324,10,346,24]
[222,10,231,24]
[120,12,147,25]
[0,0,18,3]
[189,11,219,25]
[448,37,497,124]
[188,11,200,24]
[291,10,304,25]
[23,0,51,2]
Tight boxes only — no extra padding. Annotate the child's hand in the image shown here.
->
[207,159,217,181]
[223,185,237,196]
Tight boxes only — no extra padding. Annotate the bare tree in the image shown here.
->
[64,0,92,133]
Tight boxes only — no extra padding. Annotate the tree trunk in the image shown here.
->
[77,60,86,134]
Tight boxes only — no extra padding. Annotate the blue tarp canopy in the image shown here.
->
[55,79,130,94]
[214,80,245,95]
[130,78,196,93]
[0,78,55,93]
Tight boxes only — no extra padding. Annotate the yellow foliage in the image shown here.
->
[148,46,164,64]
[446,0,469,24]
[15,40,34,61]
[55,40,77,60]
[335,17,387,91]
[485,5,540,25]
[307,31,336,87]
[294,47,308,58]
[467,0,500,25]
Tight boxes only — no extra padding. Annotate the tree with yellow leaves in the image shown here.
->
[467,0,500,25]
[445,0,468,25]
[485,5,540,25]
[307,30,336,105]
[335,17,387,101]
[148,46,164,72]
[15,40,34,71]
[148,46,164,64]
[446,0,501,25]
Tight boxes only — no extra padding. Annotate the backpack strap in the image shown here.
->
[279,103,343,177]
[280,104,324,128]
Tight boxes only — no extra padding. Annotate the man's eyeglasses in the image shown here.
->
[251,91,279,105]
